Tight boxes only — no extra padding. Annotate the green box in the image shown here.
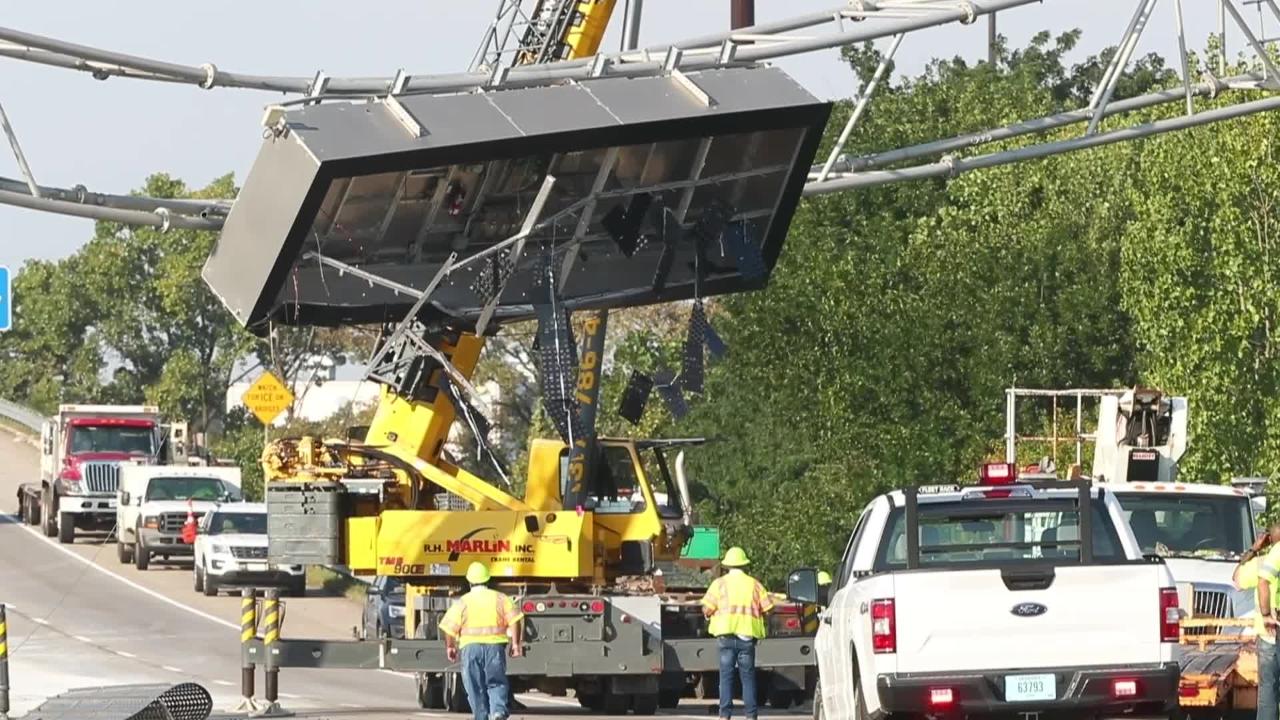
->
[681,526,721,560]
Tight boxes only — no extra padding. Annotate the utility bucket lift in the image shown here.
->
[1004,386,1188,483]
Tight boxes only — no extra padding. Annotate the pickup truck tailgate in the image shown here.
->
[893,564,1164,673]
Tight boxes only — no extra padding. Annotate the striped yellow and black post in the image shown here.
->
[238,588,258,710]
[1,602,10,720]
[802,603,820,634]
[260,587,285,715]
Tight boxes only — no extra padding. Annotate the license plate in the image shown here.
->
[244,562,268,572]
[1005,674,1056,702]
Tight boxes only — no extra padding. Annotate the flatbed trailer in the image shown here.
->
[239,585,815,714]
[1178,618,1256,718]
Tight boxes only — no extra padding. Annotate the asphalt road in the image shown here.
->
[0,429,810,719]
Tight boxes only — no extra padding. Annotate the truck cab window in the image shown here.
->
[558,445,684,517]
[837,506,873,587]
[1116,495,1252,559]
[146,477,226,502]
[209,512,268,535]
[876,500,1121,569]
[592,446,648,514]
[71,425,154,455]
[639,448,683,519]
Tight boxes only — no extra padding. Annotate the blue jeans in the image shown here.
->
[718,636,758,719]
[461,643,510,720]
[1261,640,1279,720]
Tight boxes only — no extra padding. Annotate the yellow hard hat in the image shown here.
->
[465,562,491,584]
[722,546,750,567]
[817,571,833,586]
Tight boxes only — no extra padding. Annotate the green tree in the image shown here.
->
[78,173,253,432]
[1119,104,1280,482]
[673,31,1178,584]
[0,255,105,412]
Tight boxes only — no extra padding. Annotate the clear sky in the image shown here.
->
[0,1,1261,272]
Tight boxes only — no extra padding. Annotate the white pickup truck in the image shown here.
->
[795,464,1180,720]
[116,465,242,570]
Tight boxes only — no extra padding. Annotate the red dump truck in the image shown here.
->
[16,404,167,543]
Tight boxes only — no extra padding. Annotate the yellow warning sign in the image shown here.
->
[242,372,294,426]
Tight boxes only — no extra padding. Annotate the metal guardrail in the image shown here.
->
[0,398,41,436]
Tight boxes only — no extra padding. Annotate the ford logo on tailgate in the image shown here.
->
[1011,602,1048,617]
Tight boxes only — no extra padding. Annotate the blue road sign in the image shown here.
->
[0,266,10,332]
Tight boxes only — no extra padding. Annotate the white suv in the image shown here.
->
[193,503,305,597]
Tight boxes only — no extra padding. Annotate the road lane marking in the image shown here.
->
[214,680,234,686]
[73,634,92,643]
[2,516,238,630]
[31,617,48,625]
[279,692,301,699]
[162,665,183,673]
[340,703,363,708]
[116,650,136,658]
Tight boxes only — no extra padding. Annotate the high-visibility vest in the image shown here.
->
[1250,549,1280,643]
[702,570,774,639]
[439,587,524,647]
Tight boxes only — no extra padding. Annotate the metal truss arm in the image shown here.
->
[816,73,1261,177]
[803,94,1280,195]
[0,1,1036,96]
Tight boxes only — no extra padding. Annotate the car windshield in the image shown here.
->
[208,512,267,535]
[145,476,227,502]
[877,498,1122,569]
[1115,493,1252,560]
[71,425,154,455]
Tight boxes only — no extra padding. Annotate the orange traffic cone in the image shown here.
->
[181,500,197,544]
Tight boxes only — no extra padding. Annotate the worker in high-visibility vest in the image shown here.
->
[440,562,524,720]
[1235,521,1280,720]
[701,547,774,720]
[817,570,833,605]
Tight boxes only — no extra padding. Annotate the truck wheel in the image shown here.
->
[23,493,40,525]
[577,693,604,711]
[287,577,306,598]
[851,679,869,720]
[601,694,630,715]
[134,544,150,571]
[193,564,204,592]
[443,671,470,713]
[768,687,795,709]
[417,673,445,709]
[658,689,681,709]
[202,569,218,596]
[117,541,134,564]
[632,692,660,716]
[40,487,57,537]
[57,512,75,544]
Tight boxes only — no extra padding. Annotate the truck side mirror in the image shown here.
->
[120,491,131,505]
[787,568,818,604]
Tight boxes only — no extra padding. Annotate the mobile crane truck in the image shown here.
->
[200,0,831,708]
